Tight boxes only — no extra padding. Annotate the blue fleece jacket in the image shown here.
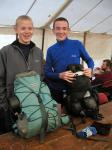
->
[44,38,94,90]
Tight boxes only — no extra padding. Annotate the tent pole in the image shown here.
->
[41,0,73,28]
[83,32,87,46]
[42,29,45,52]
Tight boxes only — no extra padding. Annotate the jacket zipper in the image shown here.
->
[13,45,31,71]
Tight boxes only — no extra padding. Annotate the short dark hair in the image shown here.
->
[103,59,112,68]
[53,17,69,29]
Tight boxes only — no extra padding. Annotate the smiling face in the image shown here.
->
[15,18,34,44]
[101,61,107,71]
[53,20,69,41]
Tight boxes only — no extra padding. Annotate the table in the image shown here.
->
[0,102,112,150]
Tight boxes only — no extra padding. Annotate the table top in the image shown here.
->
[0,102,112,150]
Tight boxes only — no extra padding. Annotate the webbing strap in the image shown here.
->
[37,94,48,143]
[67,117,112,142]
[65,116,77,136]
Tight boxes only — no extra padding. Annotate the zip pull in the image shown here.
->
[27,65,31,71]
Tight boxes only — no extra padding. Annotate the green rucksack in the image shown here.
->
[10,71,69,143]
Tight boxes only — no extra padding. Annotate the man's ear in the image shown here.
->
[14,25,17,33]
[52,28,55,34]
[67,28,71,36]
[13,26,18,39]
[32,27,35,35]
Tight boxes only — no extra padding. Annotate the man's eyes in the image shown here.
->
[21,27,33,30]
[56,27,68,30]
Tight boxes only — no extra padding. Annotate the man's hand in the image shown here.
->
[83,68,92,78]
[59,71,75,83]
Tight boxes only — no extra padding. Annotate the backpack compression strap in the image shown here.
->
[37,94,48,143]
[36,81,48,143]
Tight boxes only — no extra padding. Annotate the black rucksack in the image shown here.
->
[64,64,100,120]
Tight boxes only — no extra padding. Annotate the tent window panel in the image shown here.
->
[0,35,15,49]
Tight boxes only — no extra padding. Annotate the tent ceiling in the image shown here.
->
[0,0,112,35]
[0,0,34,26]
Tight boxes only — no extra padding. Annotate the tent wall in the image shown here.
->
[43,29,112,67]
[85,33,112,67]
[0,27,112,67]
[0,27,43,49]
[86,33,112,59]
[0,27,14,35]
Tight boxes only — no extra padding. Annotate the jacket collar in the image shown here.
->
[57,38,68,45]
[11,40,35,49]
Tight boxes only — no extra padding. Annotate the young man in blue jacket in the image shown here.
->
[44,17,94,104]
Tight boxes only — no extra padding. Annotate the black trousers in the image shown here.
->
[0,108,12,134]
[49,87,67,105]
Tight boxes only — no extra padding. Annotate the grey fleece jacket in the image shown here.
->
[0,41,43,111]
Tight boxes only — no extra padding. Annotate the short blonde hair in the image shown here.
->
[15,15,33,27]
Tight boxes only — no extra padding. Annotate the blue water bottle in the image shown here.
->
[77,126,97,138]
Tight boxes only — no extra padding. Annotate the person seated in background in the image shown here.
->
[100,59,112,73]
[93,59,112,76]
[92,59,112,100]
[93,59,112,84]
